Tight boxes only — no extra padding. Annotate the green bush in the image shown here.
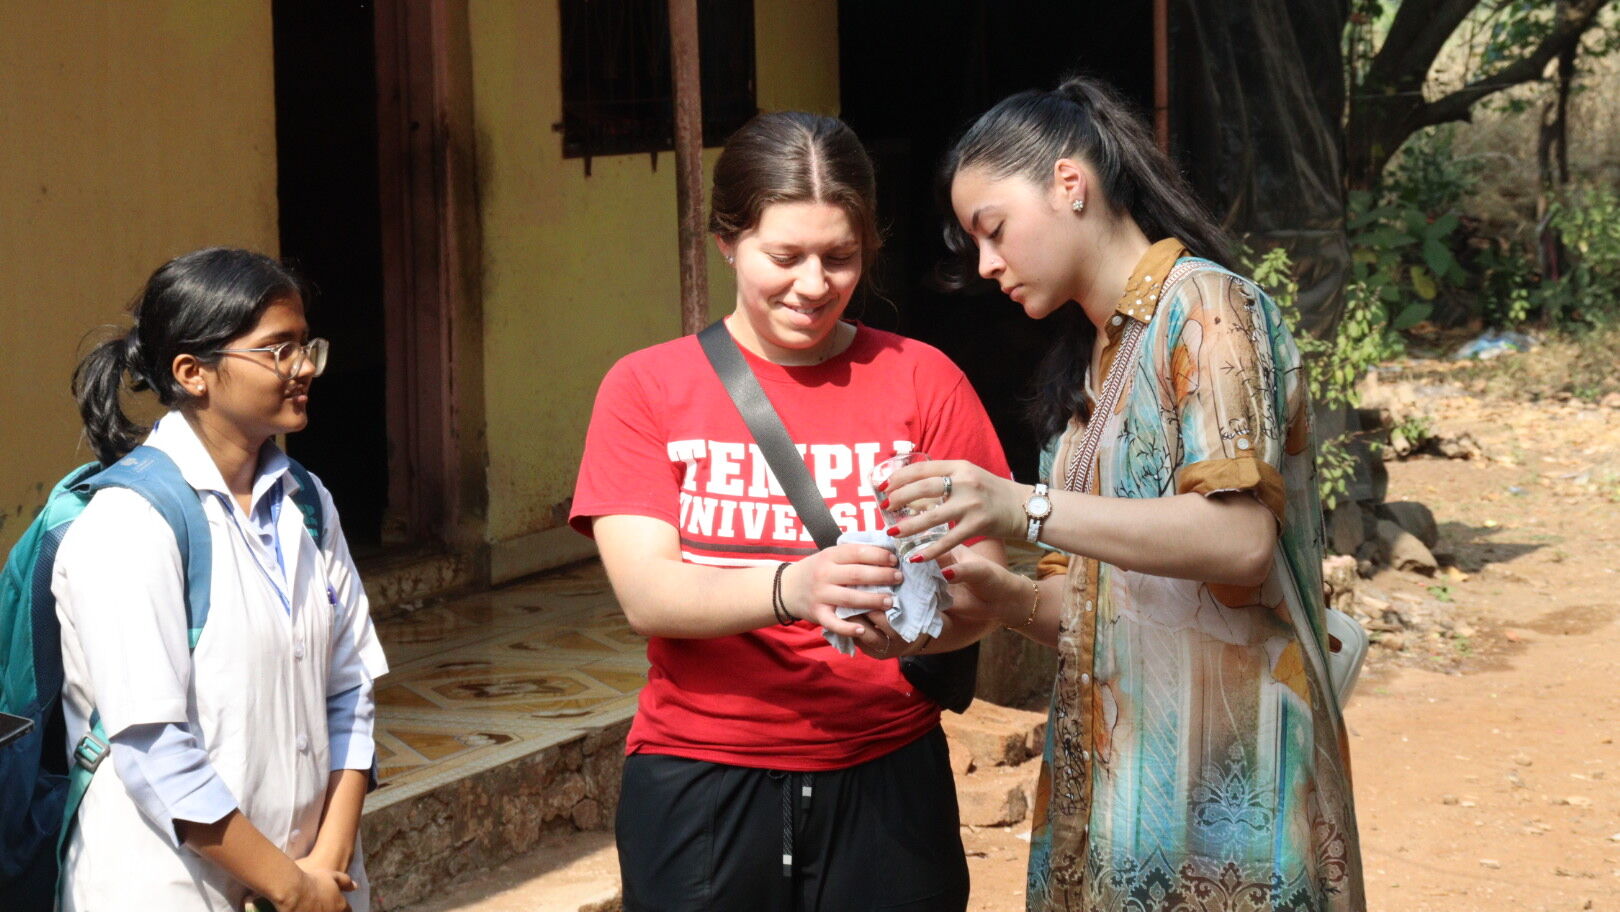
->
[1384,125,1481,215]
[1548,184,1620,323]
[1243,244,1387,512]
[1474,241,1538,328]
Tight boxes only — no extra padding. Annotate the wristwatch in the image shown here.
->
[1023,483,1053,543]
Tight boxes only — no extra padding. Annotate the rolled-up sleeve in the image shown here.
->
[325,680,376,773]
[305,477,387,781]
[1168,273,1288,525]
[109,722,237,845]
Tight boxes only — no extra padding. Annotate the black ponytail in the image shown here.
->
[1045,78,1233,265]
[71,247,304,465]
[941,75,1234,442]
[72,333,146,466]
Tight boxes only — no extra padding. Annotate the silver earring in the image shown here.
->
[725,255,735,265]
[1072,199,1085,213]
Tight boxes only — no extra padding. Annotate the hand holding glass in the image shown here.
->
[869,452,948,557]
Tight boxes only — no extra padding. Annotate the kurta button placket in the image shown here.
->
[296,734,309,753]
[294,641,305,661]
[1040,244,1187,908]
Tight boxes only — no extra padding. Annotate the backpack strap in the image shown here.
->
[285,459,326,549]
[55,446,212,901]
[23,462,111,712]
[53,711,108,893]
[73,446,214,645]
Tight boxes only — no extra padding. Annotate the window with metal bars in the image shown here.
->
[558,0,756,164]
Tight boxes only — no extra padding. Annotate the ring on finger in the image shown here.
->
[941,475,953,502]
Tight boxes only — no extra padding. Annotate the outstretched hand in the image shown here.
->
[879,460,1030,561]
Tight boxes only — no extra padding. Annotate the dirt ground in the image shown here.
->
[409,356,1620,912]
[958,363,1620,911]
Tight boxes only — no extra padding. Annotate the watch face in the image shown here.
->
[1027,495,1052,519]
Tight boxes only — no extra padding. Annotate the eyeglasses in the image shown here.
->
[213,338,330,380]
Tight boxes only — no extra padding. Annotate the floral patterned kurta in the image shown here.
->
[1027,240,1365,912]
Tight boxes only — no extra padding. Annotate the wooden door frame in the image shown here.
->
[373,0,486,554]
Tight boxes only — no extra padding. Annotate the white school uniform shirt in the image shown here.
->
[53,414,389,911]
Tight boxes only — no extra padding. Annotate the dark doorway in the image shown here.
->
[272,1,389,552]
[838,1,1154,482]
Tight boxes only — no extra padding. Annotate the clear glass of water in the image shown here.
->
[869,451,948,557]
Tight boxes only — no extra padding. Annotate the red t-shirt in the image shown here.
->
[570,324,1011,770]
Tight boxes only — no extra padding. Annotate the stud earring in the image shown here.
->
[725,254,735,266]
[1072,199,1085,213]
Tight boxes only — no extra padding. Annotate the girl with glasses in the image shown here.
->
[53,247,387,912]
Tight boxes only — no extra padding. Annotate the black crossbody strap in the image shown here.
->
[696,321,843,550]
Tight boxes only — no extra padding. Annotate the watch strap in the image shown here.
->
[1024,483,1050,543]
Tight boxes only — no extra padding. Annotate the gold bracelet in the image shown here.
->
[1007,577,1040,630]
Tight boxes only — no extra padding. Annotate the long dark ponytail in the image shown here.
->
[941,75,1234,443]
[73,247,304,465]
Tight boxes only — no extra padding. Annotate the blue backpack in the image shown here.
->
[0,446,324,909]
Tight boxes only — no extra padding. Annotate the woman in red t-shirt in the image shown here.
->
[571,112,1011,911]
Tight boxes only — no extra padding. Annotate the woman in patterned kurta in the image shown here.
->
[882,77,1364,911]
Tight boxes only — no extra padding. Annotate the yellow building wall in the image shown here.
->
[0,2,280,552]
[469,0,841,543]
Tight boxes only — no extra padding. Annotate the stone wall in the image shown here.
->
[364,720,630,911]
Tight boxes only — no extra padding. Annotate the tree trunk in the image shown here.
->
[1346,0,1612,191]
[1345,85,1428,191]
[1537,39,1578,281]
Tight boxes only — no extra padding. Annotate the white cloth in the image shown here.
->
[822,530,950,656]
[53,413,390,912]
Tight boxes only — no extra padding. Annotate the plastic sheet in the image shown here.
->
[1171,0,1351,338]
[1170,1,1386,500]
[1452,329,1536,360]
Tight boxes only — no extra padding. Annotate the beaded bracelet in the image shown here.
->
[1007,577,1040,630]
[770,561,795,626]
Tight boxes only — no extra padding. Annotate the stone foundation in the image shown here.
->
[361,549,479,620]
[364,719,630,911]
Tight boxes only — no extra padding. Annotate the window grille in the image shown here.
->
[559,0,756,165]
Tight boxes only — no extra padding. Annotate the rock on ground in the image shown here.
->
[944,701,1047,828]
[941,701,1047,772]
[1374,518,1438,575]
[1379,500,1440,548]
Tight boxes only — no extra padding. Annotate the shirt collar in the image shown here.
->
[1113,237,1189,325]
[145,411,294,511]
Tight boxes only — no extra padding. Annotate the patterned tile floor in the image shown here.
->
[366,561,646,813]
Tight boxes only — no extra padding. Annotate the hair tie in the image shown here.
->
[122,329,152,391]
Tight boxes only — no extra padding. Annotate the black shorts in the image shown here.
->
[616,725,969,912]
